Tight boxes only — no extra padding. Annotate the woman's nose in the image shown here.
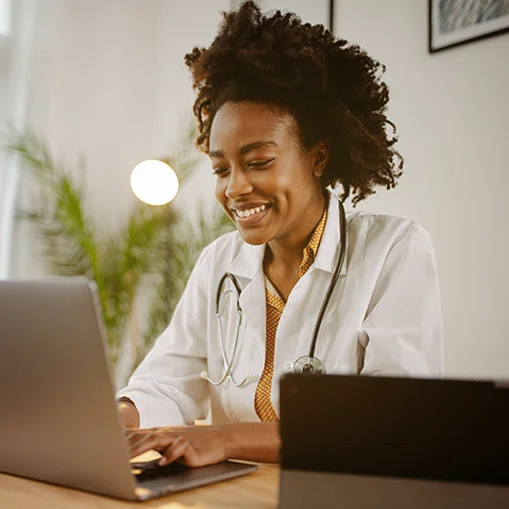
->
[225,169,253,200]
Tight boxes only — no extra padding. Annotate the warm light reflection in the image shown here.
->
[130,160,179,206]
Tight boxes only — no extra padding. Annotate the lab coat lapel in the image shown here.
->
[227,242,266,348]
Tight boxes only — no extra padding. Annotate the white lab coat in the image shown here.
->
[117,194,443,428]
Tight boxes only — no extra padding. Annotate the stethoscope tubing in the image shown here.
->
[307,197,346,359]
[205,198,347,385]
[208,273,251,387]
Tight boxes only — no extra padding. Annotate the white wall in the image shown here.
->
[335,0,509,379]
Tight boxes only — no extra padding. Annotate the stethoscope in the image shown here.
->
[200,198,347,387]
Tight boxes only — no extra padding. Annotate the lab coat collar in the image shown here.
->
[226,241,264,281]
[227,191,347,280]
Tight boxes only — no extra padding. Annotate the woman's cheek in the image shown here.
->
[214,179,226,202]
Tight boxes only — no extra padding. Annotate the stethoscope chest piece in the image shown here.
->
[291,355,326,375]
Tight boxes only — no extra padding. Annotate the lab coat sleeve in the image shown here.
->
[359,222,443,377]
[116,249,210,428]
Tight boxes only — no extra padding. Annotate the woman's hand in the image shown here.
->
[127,426,229,467]
[126,422,280,467]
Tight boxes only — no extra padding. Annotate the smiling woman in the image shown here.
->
[116,0,443,468]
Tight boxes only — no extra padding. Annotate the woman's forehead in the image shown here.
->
[209,102,298,154]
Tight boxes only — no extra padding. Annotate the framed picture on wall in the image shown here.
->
[429,0,509,53]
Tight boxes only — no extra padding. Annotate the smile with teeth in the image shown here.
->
[235,204,267,219]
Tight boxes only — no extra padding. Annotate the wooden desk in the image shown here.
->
[0,464,279,509]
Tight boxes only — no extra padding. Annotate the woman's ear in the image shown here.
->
[312,139,330,178]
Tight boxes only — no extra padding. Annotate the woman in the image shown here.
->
[117,1,443,468]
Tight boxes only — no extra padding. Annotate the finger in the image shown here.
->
[125,430,140,440]
[126,426,181,439]
[129,434,181,458]
[178,442,202,467]
[158,436,187,466]
[161,440,203,468]
[125,429,156,444]
[126,428,165,446]
[127,432,153,449]
[128,434,166,457]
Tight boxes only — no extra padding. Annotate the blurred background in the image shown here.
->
[0,0,507,386]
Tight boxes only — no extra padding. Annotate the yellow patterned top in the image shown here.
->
[254,205,328,422]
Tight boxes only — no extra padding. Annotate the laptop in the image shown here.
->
[0,278,257,500]
[279,373,509,509]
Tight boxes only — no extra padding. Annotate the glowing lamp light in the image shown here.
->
[130,160,179,206]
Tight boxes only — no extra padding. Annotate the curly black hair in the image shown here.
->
[184,1,403,205]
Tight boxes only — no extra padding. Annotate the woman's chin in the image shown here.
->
[237,229,270,246]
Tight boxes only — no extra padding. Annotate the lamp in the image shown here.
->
[130,159,179,206]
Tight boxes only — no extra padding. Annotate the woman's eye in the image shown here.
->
[213,168,229,177]
[249,158,275,169]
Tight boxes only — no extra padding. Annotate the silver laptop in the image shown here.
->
[279,373,509,509]
[0,278,257,500]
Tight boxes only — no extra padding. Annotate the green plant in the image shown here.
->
[6,126,233,384]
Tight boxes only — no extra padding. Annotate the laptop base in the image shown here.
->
[135,461,258,500]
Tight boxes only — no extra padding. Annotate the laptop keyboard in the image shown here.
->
[132,459,188,482]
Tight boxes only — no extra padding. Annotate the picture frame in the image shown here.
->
[429,0,509,53]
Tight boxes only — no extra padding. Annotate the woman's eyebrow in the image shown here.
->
[209,140,278,159]
[239,140,278,155]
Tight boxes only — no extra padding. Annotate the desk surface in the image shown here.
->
[0,464,279,509]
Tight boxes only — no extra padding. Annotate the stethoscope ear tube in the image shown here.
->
[216,273,243,315]
[209,272,253,387]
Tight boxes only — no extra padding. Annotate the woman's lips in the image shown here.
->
[233,204,271,227]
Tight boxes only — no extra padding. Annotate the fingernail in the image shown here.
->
[158,457,167,466]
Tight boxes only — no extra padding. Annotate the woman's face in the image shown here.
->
[209,101,327,246]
